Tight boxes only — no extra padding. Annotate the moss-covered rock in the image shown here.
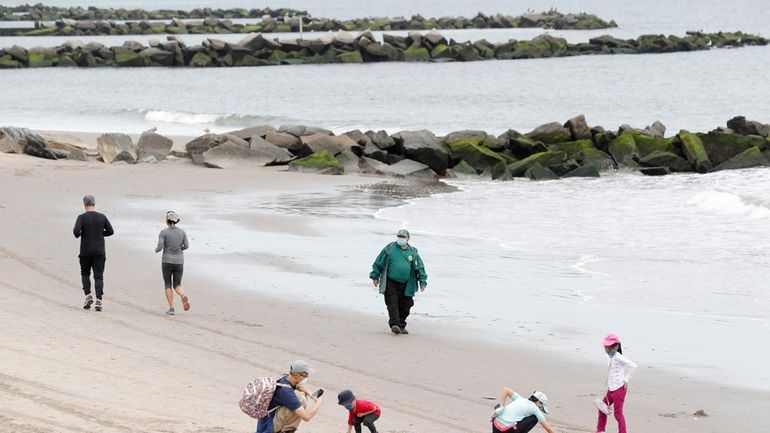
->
[490,160,511,180]
[525,164,559,180]
[713,146,764,171]
[403,46,430,61]
[56,55,77,67]
[548,140,615,171]
[697,131,766,166]
[449,159,480,176]
[114,50,150,67]
[640,150,692,172]
[608,132,640,166]
[634,133,679,157]
[445,138,509,171]
[28,51,58,67]
[562,165,601,178]
[507,150,568,177]
[336,51,363,63]
[430,44,453,59]
[677,130,712,173]
[365,43,402,61]
[289,150,344,174]
[189,52,213,67]
[0,54,21,68]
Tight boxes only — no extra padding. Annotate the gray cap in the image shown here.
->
[397,229,410,237]
[290,360,315,375]
[83,195,96,206]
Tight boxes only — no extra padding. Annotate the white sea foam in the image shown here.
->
[690,190,770,218]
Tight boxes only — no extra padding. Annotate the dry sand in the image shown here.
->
[1,151,769,433]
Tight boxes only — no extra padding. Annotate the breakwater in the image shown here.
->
[0,30,765,69]
[3,116,769,180]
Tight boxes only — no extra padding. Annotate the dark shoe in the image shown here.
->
[83,294,93,310]
[399,327,409,335]
[94,299,102,312]
[166,308,175,316]
[390,325,401,334]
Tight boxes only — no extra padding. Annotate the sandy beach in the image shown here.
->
[1,146,769,433]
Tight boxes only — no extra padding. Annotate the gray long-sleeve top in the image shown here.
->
[155,226,188,264]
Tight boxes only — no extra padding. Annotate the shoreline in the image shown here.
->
[1,153,770,432]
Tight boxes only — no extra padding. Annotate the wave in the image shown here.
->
[690,190,770,218]
[143,110,280,127]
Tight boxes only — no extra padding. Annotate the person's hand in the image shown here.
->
[357,413,365,417]
[372,279,379,288]
[419,282,427,292]
[316,395,325,406]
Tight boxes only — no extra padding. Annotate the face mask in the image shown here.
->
[607,349,617,357]
[396,238,407,246]
[344,403,354,410]
[299,378,308,385]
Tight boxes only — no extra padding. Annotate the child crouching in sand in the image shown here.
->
[338,389,381,433]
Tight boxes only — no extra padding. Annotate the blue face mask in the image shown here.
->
[607,349,617,357]
[344,403,354,410]
[396,238,407,246]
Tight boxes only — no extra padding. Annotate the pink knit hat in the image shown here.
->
[602,333,621,346]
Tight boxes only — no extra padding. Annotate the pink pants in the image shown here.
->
[596,386,627,433]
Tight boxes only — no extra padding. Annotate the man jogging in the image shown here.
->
[73,195,114,311]
[369,229,428,335]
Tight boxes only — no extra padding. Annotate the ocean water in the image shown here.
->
[5,0,770,389]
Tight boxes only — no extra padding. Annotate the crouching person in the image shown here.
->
[491,387,557,433]
[257,360,324,433]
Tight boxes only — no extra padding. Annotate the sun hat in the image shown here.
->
[166,211,180,223]
[396,229,410,237]
[289,359,315,375]
[531,391,550,414]
[337,389,355,405]
[602,333,621,347]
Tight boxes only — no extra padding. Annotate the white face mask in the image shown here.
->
[396,238,407,246]
[299,378,308,385]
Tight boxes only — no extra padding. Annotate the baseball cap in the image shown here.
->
[602,333,621,347]
[396,229,410,237]
[290,360,315,375]
[166,211,180,223]
[531,391,549,414]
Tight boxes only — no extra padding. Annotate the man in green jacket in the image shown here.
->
[369,229,428,335]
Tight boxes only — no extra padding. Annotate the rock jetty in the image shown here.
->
[0,30,765,69]
[0,7,616,35]
[3,116,770,181]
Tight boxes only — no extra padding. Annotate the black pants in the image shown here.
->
[491,415,538,433]
[353,413,379,433]
[79,254,106,300]
[384,279,414,329]
[162,263,184,289]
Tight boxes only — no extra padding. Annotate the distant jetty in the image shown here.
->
[2,116,769,181]
[0,30,765,69]
[0,6,616,35]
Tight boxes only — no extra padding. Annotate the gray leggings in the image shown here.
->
[162,263,183,289]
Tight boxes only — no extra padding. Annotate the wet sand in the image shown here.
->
[1,151,769,433]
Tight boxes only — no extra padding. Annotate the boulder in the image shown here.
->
[342,129,371,146]
[634,133,679,158]
[506,151,568,177]
[424,29,447,46]
[448,160,480,177]
[200,140,286,168]
[289,150,343,175]
[526,122,571,144]
[370,130,397,151]
[547,140,615,171]
[726,116,770,137]
[677,130,712,173]
[359,157,436,178]
[444,138,508,171]
[265,131,302,153]
[97,133,136,164]
[565,114,591,140]
[299,133,359,157]
[608,132,640,167]
[640,166,671,176]
[227,125,275,140]
[277,124,307,137]
[336,149,361,173]
[136,131,173,161]
[562,165,601,178]
[185,133,225,164]
[0,127,58,159]
[645,120,666,138]
[524,164,559,180]
[713,146,764,171]
[362,141,389,163]
[697,131,766,166]
[392,129,449,174]
[248,136,293,164]
[500,129,547,158]
[639,150,692,172]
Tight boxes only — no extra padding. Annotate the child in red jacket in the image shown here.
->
[338,389,381,433]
